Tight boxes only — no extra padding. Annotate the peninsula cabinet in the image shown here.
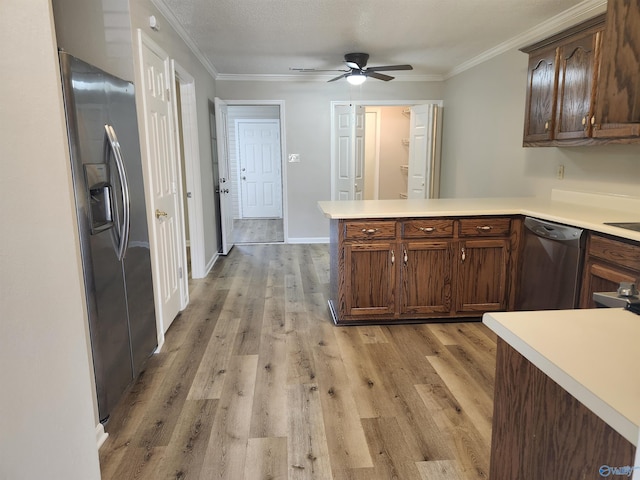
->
[579,233,640,308]
[456,217,514,313]
[328,216,521,325]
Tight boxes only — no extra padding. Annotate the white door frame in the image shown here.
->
[330,100,443,201]
[172,62,206,279]
[221,100,288,242]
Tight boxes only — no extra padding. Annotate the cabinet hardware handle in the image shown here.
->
[419,226,435,232]
[391,249,395,265]
[361,228,379,234]
[461,247,466,263]
[544,121,550,131]
[476,225,492,231]
[590,116,595,126]
[155,209,168,219]
[403,249,408,265]
[582,116,587,127]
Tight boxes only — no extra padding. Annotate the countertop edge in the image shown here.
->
[483,312,638,447]
[317,198,640,243]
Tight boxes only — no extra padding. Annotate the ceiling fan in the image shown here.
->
[291,53,413,85]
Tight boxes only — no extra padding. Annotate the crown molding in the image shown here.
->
[445,0,607,79]
[151,0,219,78]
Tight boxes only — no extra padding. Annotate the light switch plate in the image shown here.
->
[288,153,300,163]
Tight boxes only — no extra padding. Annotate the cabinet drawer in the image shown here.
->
[458,217,511,237]
[402,219,454,238]
[343,221,396,240]
[588,234,640,271]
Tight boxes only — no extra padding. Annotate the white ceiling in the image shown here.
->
[152,0,606,81]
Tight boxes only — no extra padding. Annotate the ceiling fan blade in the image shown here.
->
[367,64,413,72]
[328,73,349,82]
[367,72,394,81]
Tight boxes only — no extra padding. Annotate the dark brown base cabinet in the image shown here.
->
[328,216,521,325]
[579,233,640,308]
[490,339,636,480]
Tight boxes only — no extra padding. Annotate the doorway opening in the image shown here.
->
[227,105,285,244]
[331,101,443,201]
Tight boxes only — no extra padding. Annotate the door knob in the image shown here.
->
[155,209,168,219]
[242,176,246,180]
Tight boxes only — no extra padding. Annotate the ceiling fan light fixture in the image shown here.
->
[346,72,366,85]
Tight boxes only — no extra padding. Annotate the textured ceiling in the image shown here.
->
[153,0,606,80]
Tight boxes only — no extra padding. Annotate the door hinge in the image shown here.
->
[178,266,183,279]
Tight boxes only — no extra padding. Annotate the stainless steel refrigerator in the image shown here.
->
[59,52,157,423]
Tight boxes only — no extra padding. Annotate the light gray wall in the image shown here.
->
[0,2,101,479]
[215,81,445,240]
[52,0,136,82]
[441,48,640,199]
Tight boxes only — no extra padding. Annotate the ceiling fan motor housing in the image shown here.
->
[344,53,369,69]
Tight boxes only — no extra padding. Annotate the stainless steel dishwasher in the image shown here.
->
[515,217,585,311]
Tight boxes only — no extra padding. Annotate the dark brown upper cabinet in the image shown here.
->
[521,16,604,146]
[593,0,640,139]
[521,1,640,146]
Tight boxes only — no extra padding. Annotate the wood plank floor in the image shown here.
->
[99,244,497,480]
[233,218,284,243]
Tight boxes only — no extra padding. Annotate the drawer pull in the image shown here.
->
[476,225,492,231]
[419,226,435,232]
[391,249,395,265]
[461,247,466,262]
[361,228,379,234]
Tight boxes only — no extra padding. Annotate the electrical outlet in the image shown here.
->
[288,153,300,163]
[557,164,565,180]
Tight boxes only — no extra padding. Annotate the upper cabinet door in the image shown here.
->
[593,0,640,138]
[555,29,603,140]
[523,46,558,143]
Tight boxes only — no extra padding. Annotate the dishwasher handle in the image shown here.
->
[523,217,583,245]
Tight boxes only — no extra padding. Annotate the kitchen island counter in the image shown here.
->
[483,308,639,479]
[483,308,640,446]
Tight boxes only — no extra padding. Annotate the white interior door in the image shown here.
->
[137,32,185,337]
[407,104,441,199]
[237,120,282,218]
[333,104,365,200]
[214,97,234,255]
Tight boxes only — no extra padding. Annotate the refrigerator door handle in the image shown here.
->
[104,124,131,261]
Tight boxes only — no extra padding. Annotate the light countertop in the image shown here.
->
[317,190,640,242]
[483,308,640,446]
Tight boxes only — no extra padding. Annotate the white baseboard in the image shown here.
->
[287,237,329,244]
[204,252,219,275]
[96,422,109,449]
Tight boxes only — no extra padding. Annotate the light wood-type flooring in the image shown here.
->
[233,218,284,243]
[99,244,497,480]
